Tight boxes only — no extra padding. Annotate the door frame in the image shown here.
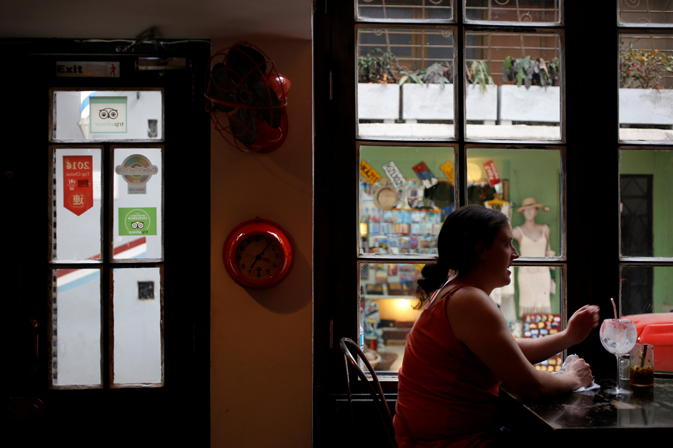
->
[4,37,211,446]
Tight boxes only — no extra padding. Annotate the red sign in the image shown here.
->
[63,156,93,216]
[482,160,501,186]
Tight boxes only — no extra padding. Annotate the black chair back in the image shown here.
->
[339,337,398,448]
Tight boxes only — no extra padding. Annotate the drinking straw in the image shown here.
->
[610,298,618,319]
[641,344,648,368]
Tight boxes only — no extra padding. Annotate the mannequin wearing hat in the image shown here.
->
[512,198,555,315]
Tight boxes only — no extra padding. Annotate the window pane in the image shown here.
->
[465,0,561,24]
[51,90,163,142]
[465,32,561,140]
[113,147,163,261]
[357,27,455,140]
[621,266,673,373]
[619,34,673,142]
[467,148,562,257]
[619,0,673,26]
[51,147,102,262]
[112,267,163,386]
[620,150,673,257]
[360,145,456,255]
[51,268,102,388]
[357,0,453,21]
[360,262,562,372]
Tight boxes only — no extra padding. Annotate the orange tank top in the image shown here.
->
[394,285,500,448]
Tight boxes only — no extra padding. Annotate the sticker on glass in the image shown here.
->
[115,154,159,194]
[119,207,157,236]
[63,155,93,216]
[90,96,127,134]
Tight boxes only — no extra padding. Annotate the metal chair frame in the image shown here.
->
[339,337,398,448]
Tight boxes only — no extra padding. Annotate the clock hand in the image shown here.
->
[250,241,273,269]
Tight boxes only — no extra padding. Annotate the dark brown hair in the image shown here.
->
[415,204,509,307]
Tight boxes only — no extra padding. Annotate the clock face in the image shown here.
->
[235,234,284,280]
[223,218,294,288]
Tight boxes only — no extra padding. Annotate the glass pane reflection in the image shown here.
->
[52,268,102,387]
[620,150,673,258]
[52,90,163,142]
[465,32,561,140]
[51,148,102,262]
[465,0,561,24]
[467,148,562,258]
[621,265,673,373]
[619,0,673,26]
[619,34,673,142]
[359,262,562,372]
[357,0,453,21]
[112,267,163,386]
[358,27,455,140]
[359,145,456,255]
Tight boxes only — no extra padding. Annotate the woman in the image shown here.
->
[394,205,599,448]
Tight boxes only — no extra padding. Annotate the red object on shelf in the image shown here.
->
[623,313,673,372]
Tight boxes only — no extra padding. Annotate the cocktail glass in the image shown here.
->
[599,318,637,395]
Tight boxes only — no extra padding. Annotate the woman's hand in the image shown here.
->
[565,357,594,389]
[565,305,600,346]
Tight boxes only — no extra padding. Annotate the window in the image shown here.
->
[355,1,566,374]
[313,2,673,403]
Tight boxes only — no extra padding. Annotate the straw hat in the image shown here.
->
[373,185,399,210]
[517,197,544,213]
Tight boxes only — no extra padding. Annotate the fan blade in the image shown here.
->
[209,63,239,112]
[230,108,257,145]
[249,81,281,129]
[227,44,266,79]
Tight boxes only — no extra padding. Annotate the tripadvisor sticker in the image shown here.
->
[119,207,157,236]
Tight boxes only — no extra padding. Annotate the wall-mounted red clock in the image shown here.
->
[223,217,294,288]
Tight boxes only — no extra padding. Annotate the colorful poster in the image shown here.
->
[119,207,157,236]
[90,96,127,134]
[412,161,438,188]
[63,155,93,216]
[483,160,501,186]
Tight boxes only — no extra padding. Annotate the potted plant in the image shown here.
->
[499,56,561,124]
[619,42,673,127]
[358,48,401,121]
[400,61,497,123]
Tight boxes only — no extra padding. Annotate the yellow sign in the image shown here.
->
[440,161,455,184]
[360,160,381,184]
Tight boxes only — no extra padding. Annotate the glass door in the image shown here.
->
[5,38,211,445]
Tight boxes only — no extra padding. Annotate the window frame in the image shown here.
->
[313,1,673,401]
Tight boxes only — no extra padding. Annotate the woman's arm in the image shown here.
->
[447,287,594,399]
[516,305,600,364]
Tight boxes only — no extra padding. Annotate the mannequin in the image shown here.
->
[511,198,554,315]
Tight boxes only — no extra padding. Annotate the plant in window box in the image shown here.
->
[401,61,498,123]
[618,42,673,128]
[358,48,401,121]
[499,56,561,124]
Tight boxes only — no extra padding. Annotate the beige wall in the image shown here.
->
[210,38,313,446]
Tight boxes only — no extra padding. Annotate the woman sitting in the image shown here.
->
[394,205,599,448]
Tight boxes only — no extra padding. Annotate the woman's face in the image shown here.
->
[523,206,538,220]
[482,226,519,287]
